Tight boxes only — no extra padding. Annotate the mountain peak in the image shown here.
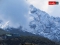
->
[30,5,37,13]
[30,5,50,18]
[29,5,60,42]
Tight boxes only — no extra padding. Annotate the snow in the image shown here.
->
[29,5,60,41]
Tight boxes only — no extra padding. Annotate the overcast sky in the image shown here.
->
[0,0,60,28]
[0,0,30,28]
[27,0,60,17]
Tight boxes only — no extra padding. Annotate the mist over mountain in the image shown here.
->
[0,0,60,45]
[0,5,60,43]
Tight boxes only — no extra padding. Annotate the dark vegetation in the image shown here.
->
[0,36,59,45]
[0,29,9,35]
[0,28,60,45]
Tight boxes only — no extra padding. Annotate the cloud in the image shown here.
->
[27,0,51,13]
[27,0,60,17]
[0,0,60,28]
[0,0,30,28]
[1,21,9,28]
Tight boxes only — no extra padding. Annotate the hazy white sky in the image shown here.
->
[0,0,29,28]
[27,0,60,17]
[0,0,60,28]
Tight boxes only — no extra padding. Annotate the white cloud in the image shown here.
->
[27,0,52,13]
[1,21,9,28]
[27,0,60,17]
[0,0,29,28]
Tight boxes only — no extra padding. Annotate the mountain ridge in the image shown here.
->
[29,5,60,42]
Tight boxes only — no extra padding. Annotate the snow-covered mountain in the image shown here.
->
[29,5,60,42]
[0,5,60,42]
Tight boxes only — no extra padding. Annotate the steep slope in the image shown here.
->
[18,36,59,45]
[0,29,9,35]
[29,5,60,42]
[1,28,59,45]
[5,27,38,36]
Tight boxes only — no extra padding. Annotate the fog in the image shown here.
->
[0,0,30,28]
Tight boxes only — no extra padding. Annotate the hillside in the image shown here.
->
[29,5,60,42]
[0,29,9,35]
[0,28,59,45]
[3,36,59,45]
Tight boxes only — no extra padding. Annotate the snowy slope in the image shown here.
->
[29,5,60,42]
[1,5,60,42]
